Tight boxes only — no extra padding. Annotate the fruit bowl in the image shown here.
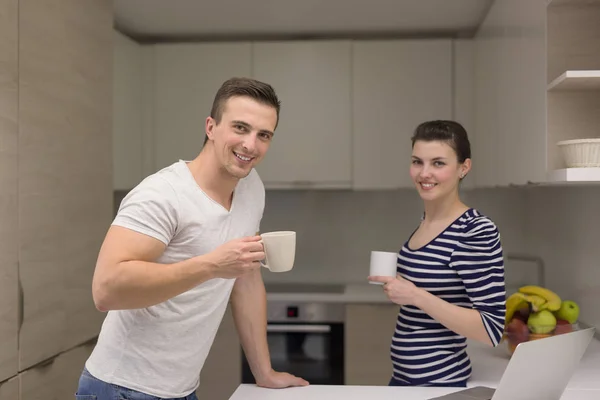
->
[502,286,581,357]
[503,319,580,357]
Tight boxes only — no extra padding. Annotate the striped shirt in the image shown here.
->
[390,208,506,386]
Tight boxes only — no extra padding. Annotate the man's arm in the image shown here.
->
[92,226,264,311]
[230,268,309,388]
[230,268,271,381]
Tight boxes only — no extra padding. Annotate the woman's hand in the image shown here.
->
[368,274,422,306]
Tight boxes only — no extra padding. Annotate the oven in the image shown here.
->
[241,301,345,385]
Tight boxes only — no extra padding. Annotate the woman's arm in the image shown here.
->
[450,216,506,346]
[369,274,498,345]
[414,288,495,345]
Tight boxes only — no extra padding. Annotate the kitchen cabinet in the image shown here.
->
[0,0,19,383]
[153,42,253,172]
[20,341,94,400]
[344,304,399,385]
[0,0,111,395]
[113,31,145,190]
[473,0,600,186]
[252,40,353,189]
[352,39,453,189]
[0,376,19,400]
[474,0,548,187]
[197,305,241,400]
[117,38,483,190]
[18,0,112,369]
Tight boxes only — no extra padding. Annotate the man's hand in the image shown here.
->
[208,236,265,279]
[256,369,309,389]
[368,274,422,306]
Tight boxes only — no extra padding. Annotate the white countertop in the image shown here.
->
[265,283,528,304]
[230,385,599,399]
[231,338,600,399]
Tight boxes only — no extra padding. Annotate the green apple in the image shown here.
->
[554,300,580,324]
[527,310,556,334]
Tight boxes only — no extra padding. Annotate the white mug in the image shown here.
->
[369,251,398,285]
[260,231,296,273]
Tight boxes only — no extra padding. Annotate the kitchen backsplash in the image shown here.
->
[259,187,530,285]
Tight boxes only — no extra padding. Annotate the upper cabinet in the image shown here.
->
[352,39,453,189]
[153,42,253,171]
[474,0,548,187]
[473,0,600,186]
[252,41,353,189]
[112,38,459,190]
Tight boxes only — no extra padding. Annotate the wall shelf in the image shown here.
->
[548,70,600,91]
[547,167,600,183]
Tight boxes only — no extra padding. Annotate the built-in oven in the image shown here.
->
[241,301,345,385]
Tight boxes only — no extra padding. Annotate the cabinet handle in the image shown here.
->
[18,275,24,333]
[267,324,331,333]
[292,181,314,188]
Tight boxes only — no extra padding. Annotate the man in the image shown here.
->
[76,77,309,399]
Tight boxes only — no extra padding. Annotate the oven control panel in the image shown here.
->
[286,306,299,318]
[267,302,345,323]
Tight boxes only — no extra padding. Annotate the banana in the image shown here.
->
[518,285,562,311]
[521,293,547,312]
[505,292,528,324]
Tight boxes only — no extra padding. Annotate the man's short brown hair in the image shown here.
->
[204,77,281,144]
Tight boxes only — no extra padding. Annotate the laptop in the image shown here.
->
[428,326,596,400]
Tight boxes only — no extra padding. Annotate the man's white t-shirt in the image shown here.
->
[85,160,265,397]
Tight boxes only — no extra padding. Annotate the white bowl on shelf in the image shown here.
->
[557,138,600,168]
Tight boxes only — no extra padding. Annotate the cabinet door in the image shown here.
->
[197,305,241,400]
[345,304,399,385]
[252,41,352,188]
[153,43,252,171]
[20,341,95,400]
[474,0,547,186]
[352,40,453,189]
[0,0,19,382]
[18,0,112,369]
[0,376,19,400]
[113,31,144,190]
[55,341,96,399]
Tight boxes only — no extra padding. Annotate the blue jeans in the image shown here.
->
[76,368,199,400]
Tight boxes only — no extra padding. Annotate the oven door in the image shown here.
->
[241,322,344,385]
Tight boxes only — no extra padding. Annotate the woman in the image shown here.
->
[368,120,506,387]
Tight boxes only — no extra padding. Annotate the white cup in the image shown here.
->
[369,251,398,285]
[260,231,296,273]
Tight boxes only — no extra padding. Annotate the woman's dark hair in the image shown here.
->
[411,120,471,163]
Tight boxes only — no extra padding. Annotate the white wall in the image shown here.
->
[113,31,144,190]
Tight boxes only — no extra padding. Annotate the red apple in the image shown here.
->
[554,319,573,335]
[506,318,530,345]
